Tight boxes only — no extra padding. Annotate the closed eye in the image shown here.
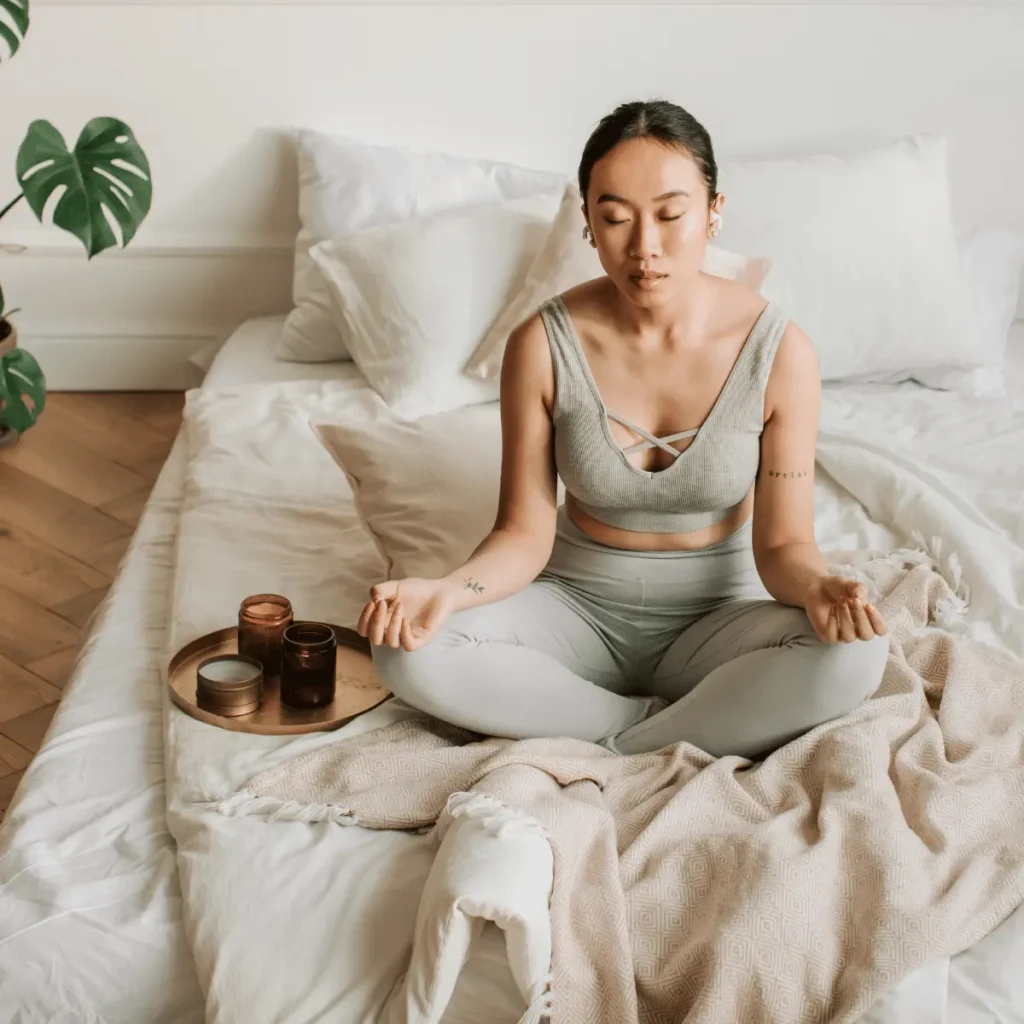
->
[603,215,683,225]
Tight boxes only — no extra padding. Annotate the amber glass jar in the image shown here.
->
[237,594,293,679]
[281,622,337,709]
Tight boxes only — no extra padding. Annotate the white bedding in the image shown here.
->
[2,312,1023,1024]
[192,314,362,391]
[0,434,205,1022]
[166,367,1024,1022]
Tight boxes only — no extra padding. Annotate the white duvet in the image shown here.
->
[161,375,1024,1024]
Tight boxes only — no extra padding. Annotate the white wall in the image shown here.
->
[1,1,1022,388]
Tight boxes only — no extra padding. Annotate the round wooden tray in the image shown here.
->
[167,623,391,735]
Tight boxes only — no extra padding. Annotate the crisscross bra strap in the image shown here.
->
[605,410,699,457]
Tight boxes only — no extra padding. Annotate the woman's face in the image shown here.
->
[584,136,722,306]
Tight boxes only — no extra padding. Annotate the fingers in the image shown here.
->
[849,599,876,641]
[836,599,858,643]
[806,602,831,644]
[829,596,887,644]
[865,602,888,636]
[359,582,398,642]
[823,605,839,645]
[356,600,375,638]
[370,581,398,603]
[366,595,394,646]
[384,601,404,649]
[400,619,428,652]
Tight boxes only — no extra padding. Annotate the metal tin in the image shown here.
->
[196,654,263,716]
[167,623,391,736]
[206,698,263,718]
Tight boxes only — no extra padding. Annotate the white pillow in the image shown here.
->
[310,192,562,420]
[718,135,980,385]
[312,398,542,580]
[464,183,773,381]
[277,129,565,364]
[915,229,1024,397]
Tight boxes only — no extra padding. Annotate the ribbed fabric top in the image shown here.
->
[540,295,789,534]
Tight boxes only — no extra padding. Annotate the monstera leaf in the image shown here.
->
[17,118,152,258]
[0,347,45,435]
[0,0,29,61]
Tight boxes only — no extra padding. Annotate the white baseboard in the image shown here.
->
[27,334,214,391]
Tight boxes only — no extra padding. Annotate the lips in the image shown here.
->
[629,272,668,288]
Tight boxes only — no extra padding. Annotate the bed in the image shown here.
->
[1,306,1022,1023]
[4,117,1024,1024]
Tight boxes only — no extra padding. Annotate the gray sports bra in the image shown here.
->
[539,295,789,534]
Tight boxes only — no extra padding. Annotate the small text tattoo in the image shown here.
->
[765,469,810,479]
[463,577,485,594]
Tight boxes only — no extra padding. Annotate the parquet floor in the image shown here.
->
[0,392,185,824]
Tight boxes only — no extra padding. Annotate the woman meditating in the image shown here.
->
[358,99,889,759]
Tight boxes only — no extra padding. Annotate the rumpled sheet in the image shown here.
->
[164,379,1024,1024]
[223,548,1024,1024]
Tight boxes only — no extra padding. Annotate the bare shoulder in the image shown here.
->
[704,274,770,336]
[556,276,614,325]
[771,319,819,384]
[765,319,820,417]
[502,309,555,404]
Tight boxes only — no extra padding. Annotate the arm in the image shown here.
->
[752,323,886,644]
[437,314,560,613]
[751,321,828,607]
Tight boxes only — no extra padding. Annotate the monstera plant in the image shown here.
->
[0,0,152,447]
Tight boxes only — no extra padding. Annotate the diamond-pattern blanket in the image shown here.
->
[221,552,1024,1023]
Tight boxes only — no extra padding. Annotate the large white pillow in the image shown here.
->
[312,398,555,581]
[310,192,561,420]
[276,129,565,364]
[464,183,772,381]
[718,135,980,385]
[915,228,1024,397]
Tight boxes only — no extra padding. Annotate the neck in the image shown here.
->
[606,273,711,344]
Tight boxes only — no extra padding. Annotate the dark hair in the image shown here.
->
[577,99,718,211]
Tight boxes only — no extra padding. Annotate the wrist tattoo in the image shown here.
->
[463,577,485,594]
[764,469,810,480]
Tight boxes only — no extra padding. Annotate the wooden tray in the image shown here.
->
[167,623,391,735]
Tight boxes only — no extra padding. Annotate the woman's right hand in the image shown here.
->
[356,577,457,652]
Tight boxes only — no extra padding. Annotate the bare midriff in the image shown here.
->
[565,487,754,552]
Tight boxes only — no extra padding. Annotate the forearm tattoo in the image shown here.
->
[763,469,810,480]
[463,577,485,594]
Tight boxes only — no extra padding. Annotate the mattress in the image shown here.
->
[167,337,1024,1022]
[191,313,360,390]
[0,433,206,1022]
[2,312,1023,1023]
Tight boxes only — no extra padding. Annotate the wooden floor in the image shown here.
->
[0,392,185,824]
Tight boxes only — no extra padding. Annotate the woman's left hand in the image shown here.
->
[804,575,888,644]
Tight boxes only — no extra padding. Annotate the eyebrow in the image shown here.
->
[595,189,690,204]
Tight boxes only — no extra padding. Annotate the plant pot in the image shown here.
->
[0,318,15,357]
[0,319,19,447]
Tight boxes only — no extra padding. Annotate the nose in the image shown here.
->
[629,215,662,261]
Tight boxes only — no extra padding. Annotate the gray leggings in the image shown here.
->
[372,508,890,759]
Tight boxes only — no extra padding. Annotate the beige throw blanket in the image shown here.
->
[221,552,1024,1023]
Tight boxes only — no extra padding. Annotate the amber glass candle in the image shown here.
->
[281,622,337,709]
[237,594,293,679]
